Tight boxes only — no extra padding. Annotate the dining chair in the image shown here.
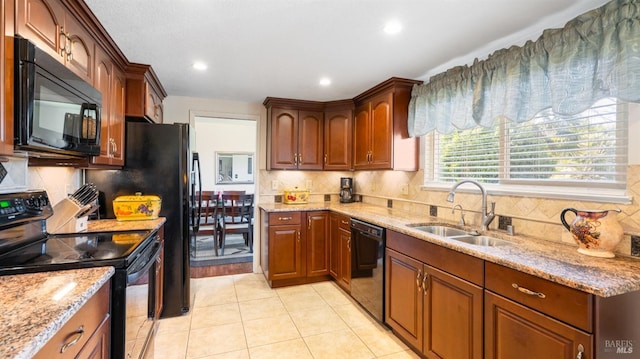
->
[196,191,222,256]
[217,193,254,256]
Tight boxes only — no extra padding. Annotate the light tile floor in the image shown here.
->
[153,273,420,359]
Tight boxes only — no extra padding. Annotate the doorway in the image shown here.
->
[190,116,257,276]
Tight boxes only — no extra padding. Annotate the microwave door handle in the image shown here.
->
[80,103,100,140]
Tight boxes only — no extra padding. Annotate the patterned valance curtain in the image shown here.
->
[408,0,640,136]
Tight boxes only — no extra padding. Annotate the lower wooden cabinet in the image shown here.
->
[484,290,592,359]
[386,247,483,358]
[386,230,484,358]
[329,213,351,291]
[262,210,330,287]
[35,281,111,359]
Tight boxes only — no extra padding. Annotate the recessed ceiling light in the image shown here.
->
[192,62,207,71]
[319,77,331,86]
[383,20,402,35]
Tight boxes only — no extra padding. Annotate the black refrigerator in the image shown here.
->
[86,121,201,318]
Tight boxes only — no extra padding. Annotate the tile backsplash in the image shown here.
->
[259,165,640,256]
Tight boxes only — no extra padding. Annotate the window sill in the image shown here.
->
[421,182,632,205]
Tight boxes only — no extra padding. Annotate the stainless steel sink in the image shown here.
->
[448,235,512,247]
[407,225,468,237]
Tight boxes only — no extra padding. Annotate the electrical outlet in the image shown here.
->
[306,180,313,189]
[271,180,278,190]
[401,184,409,195]
[430,205,438,217]
[371,182,376,191]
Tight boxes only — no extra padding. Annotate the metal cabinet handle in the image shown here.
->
[416,270,423,292]
[308,216,311,229]
[422,273,429,294]
[341,220,349,225]
[347,238,351,251]
[324,154,327,163]
[512,283,546,299]
[576,344,584,359]
[278,216,292,221]
[60,325,84,353]
[297,231,301,242]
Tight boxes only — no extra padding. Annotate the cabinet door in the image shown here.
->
[16,0,64,59]
[76,315,110,359]
[297,111,323,170]
[369,92,393,169]
[0,0,14,155]
[269,108,298,169]
[485,291,592,359]
[62,14,93,82]
[109,67,126,165]
[145,83,163,123]
[353,103,371,169]
[268,224,304,280]
[306,211,329,276]
[154,235,164,320]
[324,109,352,170]
[329,213,340,279]
[91,47,112,165]
[385,248,423,350]
[338,227,351,290]
[423,265,483,359]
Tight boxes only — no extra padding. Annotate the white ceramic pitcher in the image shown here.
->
[560,208,623,258]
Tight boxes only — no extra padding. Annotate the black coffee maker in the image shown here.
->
[340,177,354,203]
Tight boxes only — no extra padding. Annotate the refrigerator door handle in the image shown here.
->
[192,153,203,233]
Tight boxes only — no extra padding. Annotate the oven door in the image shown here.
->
[124,237,162,359]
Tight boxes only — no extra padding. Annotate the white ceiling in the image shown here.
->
[83,0,609,103]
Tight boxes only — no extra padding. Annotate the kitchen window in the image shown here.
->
[423,98,632,204]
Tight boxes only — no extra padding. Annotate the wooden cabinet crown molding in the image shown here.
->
[352,77,422,103]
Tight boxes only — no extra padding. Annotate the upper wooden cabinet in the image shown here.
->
[1,0,15,156]
[91,46,125,166]
[264,98,324,170]
[323,100,354,170]
[16,0,94,82]
[126,63,167,123]
[353,78,421,171]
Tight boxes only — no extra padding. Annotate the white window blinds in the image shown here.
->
[433,98,628,189]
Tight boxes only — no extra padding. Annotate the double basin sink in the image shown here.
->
[407,224,512,247]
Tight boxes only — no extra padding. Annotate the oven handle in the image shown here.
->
[127,240,162,283]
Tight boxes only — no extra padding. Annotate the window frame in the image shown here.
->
[421,103,638,204]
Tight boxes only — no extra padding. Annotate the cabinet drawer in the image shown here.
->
[485,262,592,332]
[35,282,110,358]
[338,215,350,231]
[387,230,484,286]
[269,212,301,225]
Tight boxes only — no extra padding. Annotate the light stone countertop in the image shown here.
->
[0,267,114,359]
[86,217,166,233]
[0,218,164,358]
[259,202,640,297]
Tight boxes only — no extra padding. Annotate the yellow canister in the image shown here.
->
[113,192,162,221]
[283,188,310,204]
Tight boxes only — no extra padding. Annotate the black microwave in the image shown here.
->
[14,36,102,158]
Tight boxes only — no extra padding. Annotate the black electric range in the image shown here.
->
[0,190,161,358]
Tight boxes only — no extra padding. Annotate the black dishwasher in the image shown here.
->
[350,218,386,323]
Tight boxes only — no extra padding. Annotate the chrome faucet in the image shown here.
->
[446,180,495,231]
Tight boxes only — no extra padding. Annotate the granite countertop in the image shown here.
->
[86,217,166,233]
[0,267,114,359]
[259,202,640,297]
